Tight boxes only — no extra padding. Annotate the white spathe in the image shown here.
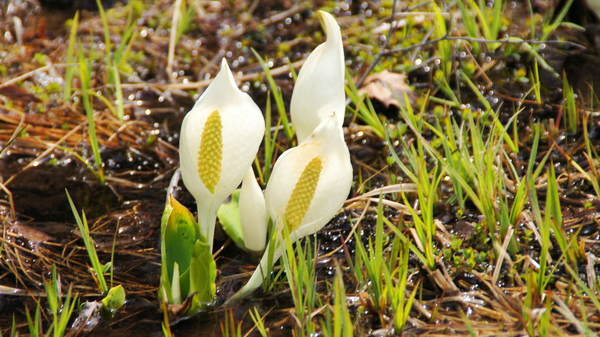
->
[264,114,352,240]
[179,59,265,249]
[290,10,345,142]
[226,114,353,304]
[239,168,268,252]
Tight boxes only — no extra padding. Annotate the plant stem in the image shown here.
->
[224,240,282,306]
[198,204,217,251]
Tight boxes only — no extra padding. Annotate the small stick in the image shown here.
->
[121,60,305,90]
[0,180,15,220]
[167,0,183,81]
[492,226,514,285]
[166,168,181,203]
[382,35,586,56]
[0,112,26,157]
[0,63,74,89]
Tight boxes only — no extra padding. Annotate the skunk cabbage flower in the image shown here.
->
[179,59,265,250]
[226,114,352,304]
[239,168,268,252]
[290,10,345,142]
[264,114,351,241]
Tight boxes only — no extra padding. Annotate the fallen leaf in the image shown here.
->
[70,301,102,333]
[359,70,414,108]
[0,85,41,103]
[11,222,53,242]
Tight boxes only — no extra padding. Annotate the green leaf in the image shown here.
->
[103,261,112,274]
[217,190,245,249]
[188,238,217,313]
[164,196,197,299]
[160,195,216,314]
[101,285,126,315]
[159,201,174,303]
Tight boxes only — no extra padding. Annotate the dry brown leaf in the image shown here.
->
[11,222,53,242]
[359,70,414,108]
[0,84,41,103]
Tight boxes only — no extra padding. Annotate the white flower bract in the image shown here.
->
[179,59,265,248]
[240,168,268,252]
[226,114,352,304]
[264,115,352,240]
[290,10,345,142]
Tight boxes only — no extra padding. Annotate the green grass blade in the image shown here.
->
[252,49,294,141]
[66,190,108,292]
[78,56,104,182]
[63,12,79,101]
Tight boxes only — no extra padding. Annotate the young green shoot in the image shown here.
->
[345,71,386,139]
[159,196,216,315]
[78,56,105,182]
[354,201,387,309]
[562,73,578,134]
[545,165,579,269]
[220,310,243,337]
[45,267,78,337]
[66,190,108,293]
[63,12,79,101]
[281,232,319,336]
[96,0,112,60]
[321,266,353,337]
[387,236,418,333]
[432,2,452,78]
[540,0,574,41]
[249,307,270,337]
[24,305,41,337]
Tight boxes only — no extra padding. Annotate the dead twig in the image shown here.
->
[383,35,586,56]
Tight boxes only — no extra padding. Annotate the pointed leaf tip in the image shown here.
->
[317,10,341,43]
[290,10,345,142]
[167,195,196,231]
[219,58,230,73]
[214,58,238,90]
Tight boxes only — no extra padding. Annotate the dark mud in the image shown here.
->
[1,0,600,336]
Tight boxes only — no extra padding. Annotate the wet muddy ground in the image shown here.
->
[1,0,600,336]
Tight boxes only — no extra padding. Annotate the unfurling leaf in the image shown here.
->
[160,195,216,315]
[217,190,245,249]
[101,285,126,315]
[164,196,197,298]
[189,238,217,312]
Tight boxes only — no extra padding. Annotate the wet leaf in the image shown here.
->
[11,222,53,242]
[216,189,245,249]
[359,70,414,108]
[101,285,126,316]
[188,238,217,314]
[162,196,197,301]
[70,301,102,333]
